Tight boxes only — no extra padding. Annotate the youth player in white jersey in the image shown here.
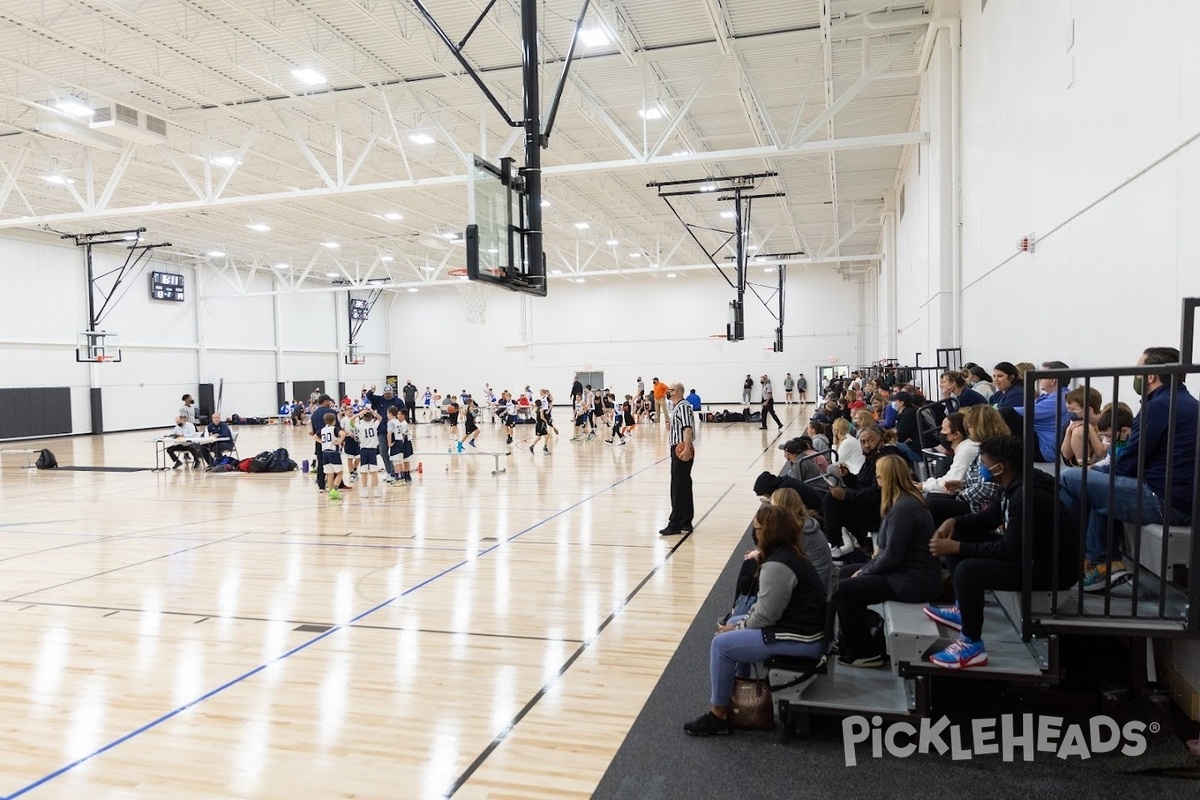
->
[317,411,347,500]
[356,408,383,497]
[571,394,587,442]
[387,406,414,483]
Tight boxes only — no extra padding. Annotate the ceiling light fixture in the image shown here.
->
[574,222,589,229]
[541,199,551,207]
[55,99,93,117]
[579,27,611,47]
[670,149,691,157]
[292,68,327,85]
[407,287,419,293]
[322,241,340,249]
[575,278,586,283]
[273,263,289,269]
[381,255,394,262]
[408,133,436,145]
[208,155,240,168]
[41,174,74,185]
[605,239,619,246]
[700,184,716,192]
[326,272,340,278]
[550,269,562,275]
[630,252,641,258]
[638,106,665,120]
[667,272,677,278]
[383,212,403,221]
[207,251,226,258]
[247,223,270,232]
[441,232,460,241]
[720,211,735,219]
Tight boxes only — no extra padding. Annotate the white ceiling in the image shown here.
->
[0,0,932,291]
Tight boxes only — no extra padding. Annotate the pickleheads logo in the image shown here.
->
[842,714,1153,766]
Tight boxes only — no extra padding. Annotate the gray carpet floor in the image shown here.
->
[593,536,1198,800]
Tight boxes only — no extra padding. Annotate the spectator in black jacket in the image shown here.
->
[206,412,234,460]
[684,505,827,736]
[924,436,1079,668]
[835,454,941,668]
[892,392,921,461]
[822,427,896,555]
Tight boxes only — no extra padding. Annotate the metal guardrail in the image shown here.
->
[1019,298,1200,639]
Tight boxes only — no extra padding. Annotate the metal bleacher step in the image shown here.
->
[772,659,914,716]
[879,601,941,677]
[998,578,1190,635]
[1125,522,1193,584]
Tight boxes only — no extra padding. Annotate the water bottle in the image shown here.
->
[417,462,423,474]
[301,459,309,473]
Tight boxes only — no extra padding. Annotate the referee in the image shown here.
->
[661,382,696,536]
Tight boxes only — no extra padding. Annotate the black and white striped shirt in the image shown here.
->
[669,401,694,446]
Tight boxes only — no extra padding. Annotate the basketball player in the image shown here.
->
[530,398,550,453]
[318,411,347,500]
[356,408,383,498]
[459,398,481,450]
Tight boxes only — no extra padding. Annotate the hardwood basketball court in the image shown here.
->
[0,409,806,798]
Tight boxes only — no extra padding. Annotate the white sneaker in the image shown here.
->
[359,489,368,499]
[830,528,858,558]
[375,487,383,498]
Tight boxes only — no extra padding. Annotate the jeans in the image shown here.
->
[710,625,824,707]
[1059,468,1188,564]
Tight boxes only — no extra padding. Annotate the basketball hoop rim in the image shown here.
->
[709,334,727,340]
[448,268,469,278]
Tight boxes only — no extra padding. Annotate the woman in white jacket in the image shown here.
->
[922,412,979,495]
[832,418,864,475]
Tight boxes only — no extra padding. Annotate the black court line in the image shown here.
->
[4,532,251,603]
[442,482,738,799]
[102,610,119,617]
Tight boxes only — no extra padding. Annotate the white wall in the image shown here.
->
[388,268,863,402]
[0,230,391,435]
[888,0,1200,371]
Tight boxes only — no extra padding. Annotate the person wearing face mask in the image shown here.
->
[989,362,1024,410]
[1089,402,1134,469]
[926,405,1007,527]
[891,392,922,462]
[1059,347,1199,592]
[924,436,1080,668]
[964,365,995,401]
[1013,360,1070,462]
[1060,386,1104,466]
[921,413,977,496]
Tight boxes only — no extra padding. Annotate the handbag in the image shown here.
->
[729,671,774,730]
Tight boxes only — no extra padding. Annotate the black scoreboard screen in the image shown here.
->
[150,271,185,302]
[349,297,370,320]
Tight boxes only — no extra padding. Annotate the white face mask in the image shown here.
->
[890,400,899,410]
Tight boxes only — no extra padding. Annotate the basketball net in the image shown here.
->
[455,280,490,325]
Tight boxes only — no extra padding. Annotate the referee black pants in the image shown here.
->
[669,448,694,531]
[314,442,326,490]
[761,398,782,428]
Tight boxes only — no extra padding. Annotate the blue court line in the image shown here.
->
[3,455,668,800]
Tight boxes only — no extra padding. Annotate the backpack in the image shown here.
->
[249,451,272,473]
[238,457,255,472]
[267,447,295,472]
[35,448,58,469]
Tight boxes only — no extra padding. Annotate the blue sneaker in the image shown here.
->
[930,636,988,669]
[1082,561,1130,593]
[923,604,963,631]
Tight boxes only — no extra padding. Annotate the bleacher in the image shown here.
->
[768,296,1200,735]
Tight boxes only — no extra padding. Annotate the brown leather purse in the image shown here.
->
[729,674,774,730]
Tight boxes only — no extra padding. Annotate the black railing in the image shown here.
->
[1019,352,1200,638]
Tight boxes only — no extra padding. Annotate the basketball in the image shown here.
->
[675,442,687,457]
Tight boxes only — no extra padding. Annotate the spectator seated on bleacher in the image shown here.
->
[1088,402,1134,470]
[891,392,922,462]
[1013,360,1070,462]
[1059,386,1104,467]
[989,362,1024,410]
[822,427,902,560]
[683,505,827,737]
[806,421,832,457]
[964,364,994,401]
[835,455,942,668]
[925,436,1079,668]
[926,405,1006,527]
[1060,347,1198,593]
[921,412,977,495]
[797,435,829,473]
[940,370,988,413]
[729,488,834,624]
[831,418,865,477]
[777,439,820,484]
[875,386,898,429]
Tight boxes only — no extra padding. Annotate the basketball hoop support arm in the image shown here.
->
[346,289,382,357]
[61,229,170,333]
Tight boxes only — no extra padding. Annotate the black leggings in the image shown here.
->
[927,495,970,529]
[835,565,898,655]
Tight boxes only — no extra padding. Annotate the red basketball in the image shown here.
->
[675,442,687,457]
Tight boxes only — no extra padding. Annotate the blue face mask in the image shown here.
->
[979,463,994,482]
